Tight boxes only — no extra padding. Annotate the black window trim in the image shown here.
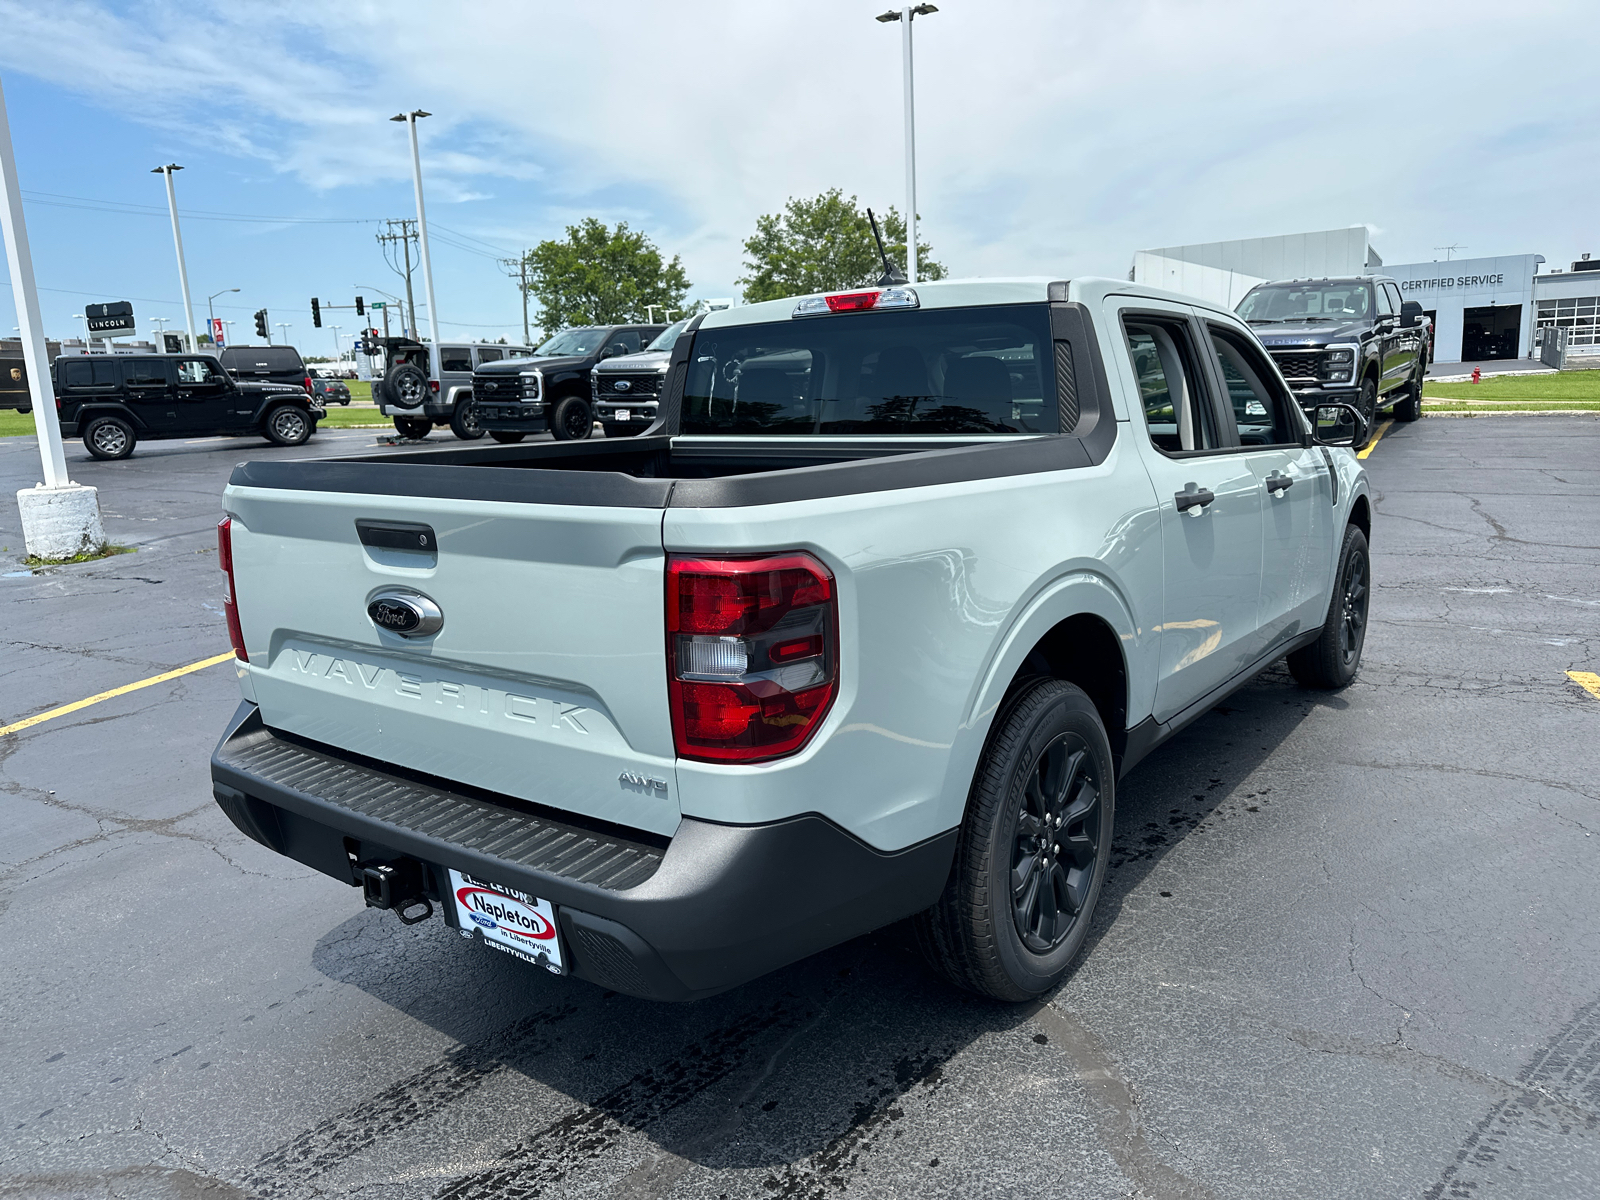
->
[1117,305,1233,460]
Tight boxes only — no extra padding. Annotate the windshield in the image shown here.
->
[533,328,607,357]
[646,320,688,353]
[1237,283,1372,323]
[682,305,1054,436]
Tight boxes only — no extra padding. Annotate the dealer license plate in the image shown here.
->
[614,409,630,422]
[447,868,565,973]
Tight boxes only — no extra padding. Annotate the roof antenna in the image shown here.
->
[867,208,908,287]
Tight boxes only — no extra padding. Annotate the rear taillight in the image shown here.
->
[303,376,313,392]
[666,553,838,762]
[217,517,247,662]
[429,380,439,393]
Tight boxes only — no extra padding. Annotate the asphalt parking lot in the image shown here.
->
[3,417,1599,1200]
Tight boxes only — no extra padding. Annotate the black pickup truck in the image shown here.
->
[1236,275,1430,443]
[471,324,665,443]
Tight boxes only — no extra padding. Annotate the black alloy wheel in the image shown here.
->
[264,405,312,446]
[1288,523,1370,689]
[83,415,136,460]
[550,395,593,441]
[1010,734,1103,953]
[449,399,486,440]
[1354,376,1379,447]
[916,677,1115,1001]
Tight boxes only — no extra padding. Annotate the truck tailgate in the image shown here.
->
[223,485,678,837]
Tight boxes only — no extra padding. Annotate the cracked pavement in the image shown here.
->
[2,417,1599,1198]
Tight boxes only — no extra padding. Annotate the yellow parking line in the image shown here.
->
[0,651,236,737]
[1568,671,1600,702]
[1357,419,1394,460]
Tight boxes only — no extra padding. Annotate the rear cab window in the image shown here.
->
[1122,317,1220,454]
[221,348,304,375]
[682,305,1054,435]
[441,347,473,373]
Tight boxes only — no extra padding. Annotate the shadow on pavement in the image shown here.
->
[273,664,1334,1196]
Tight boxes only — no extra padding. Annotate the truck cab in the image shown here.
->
[1236,275,1430,441]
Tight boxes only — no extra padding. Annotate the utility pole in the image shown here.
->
[499,251,532,346]
[0,69,106,558]
[393,109,441,380]
[152,163,198,350]
[376,219,419,337]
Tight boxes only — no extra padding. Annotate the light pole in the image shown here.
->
[1,69,106,553]
[392,110,441,381]
[276,322,292,345]
[222,320,235,348]
[875,5,937,283]
[330,323,342,360]
[151,315,170,350]
[71,312,91,351]
[152,164,198,351]
[207,287,238,347]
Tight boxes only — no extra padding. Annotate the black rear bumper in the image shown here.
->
[210,702,955,1001]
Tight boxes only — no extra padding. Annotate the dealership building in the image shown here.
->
[1132,228,1599,365]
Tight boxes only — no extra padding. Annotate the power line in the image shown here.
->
[20,189,376,225]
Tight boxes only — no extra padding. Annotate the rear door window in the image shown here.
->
[682,305,1053,435]
[62,360,120,389]
[1124,319,1219,454]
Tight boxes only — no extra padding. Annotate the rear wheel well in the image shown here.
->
[1013,613,1128,762]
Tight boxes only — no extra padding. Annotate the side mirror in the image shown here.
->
[1400,300,1423,328]
[1310,402,1366,447]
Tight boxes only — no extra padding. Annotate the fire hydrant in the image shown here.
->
[1471,366,1481,384]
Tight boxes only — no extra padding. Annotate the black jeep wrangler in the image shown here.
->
[53,353,322,460]
[471,324,665,443]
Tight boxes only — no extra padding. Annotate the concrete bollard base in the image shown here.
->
[17,483,107,561]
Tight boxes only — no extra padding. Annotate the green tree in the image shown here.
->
[524,218,690,332]
[737,189,946,304]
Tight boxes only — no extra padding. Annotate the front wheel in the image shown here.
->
[449,400,486,440]
[1353,377,1379,447]
[84,415,136,460]
[264,405,312,446]
[1288,523,1370,690]
[916,678,1114,1001]
[550,395,593,441]
[393,416,432,440]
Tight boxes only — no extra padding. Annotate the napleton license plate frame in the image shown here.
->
[446,867,565,974]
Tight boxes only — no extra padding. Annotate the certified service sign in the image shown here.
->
[448,868,564,972]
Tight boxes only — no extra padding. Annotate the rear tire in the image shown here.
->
[1392,360,1423,422]
[264,405,312,446]
[449,400,486,440]
[489,430,525,444]
[1288,523,1370,690]
[550,395,593,441]
[393,416,432,440]
[916,678,1114,1002]
[83,415,136,460]
[381,364,428,409]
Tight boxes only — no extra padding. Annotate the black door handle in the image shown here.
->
[1266,471,1293,494]
[1175,483,1215,513]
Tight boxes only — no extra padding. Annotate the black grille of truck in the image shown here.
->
[472,376,527,403]
[1270,351,1323,381]
[595,373,662,398]
[215,722,665,890]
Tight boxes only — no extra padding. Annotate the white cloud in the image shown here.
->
[3,0,1597,299]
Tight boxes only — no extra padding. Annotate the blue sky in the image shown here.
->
[2,0,1596,356]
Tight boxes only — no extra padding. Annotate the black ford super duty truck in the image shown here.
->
[472,323,665,444]
[1236,275,1430,444]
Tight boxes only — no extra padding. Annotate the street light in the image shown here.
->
[151,164,198,351]
[71,312,90,350]
[207,287,239,346]
[276,322,292,345]
[391,110,441,381]
[875,4,937,284]
[330,323,342,360]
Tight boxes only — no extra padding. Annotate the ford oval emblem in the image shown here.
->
[614,379,631,392]
[366,588,444,638]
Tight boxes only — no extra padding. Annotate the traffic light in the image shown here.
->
[355,295,364,316]
[311,297,322,328]
[254,309,269,339]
